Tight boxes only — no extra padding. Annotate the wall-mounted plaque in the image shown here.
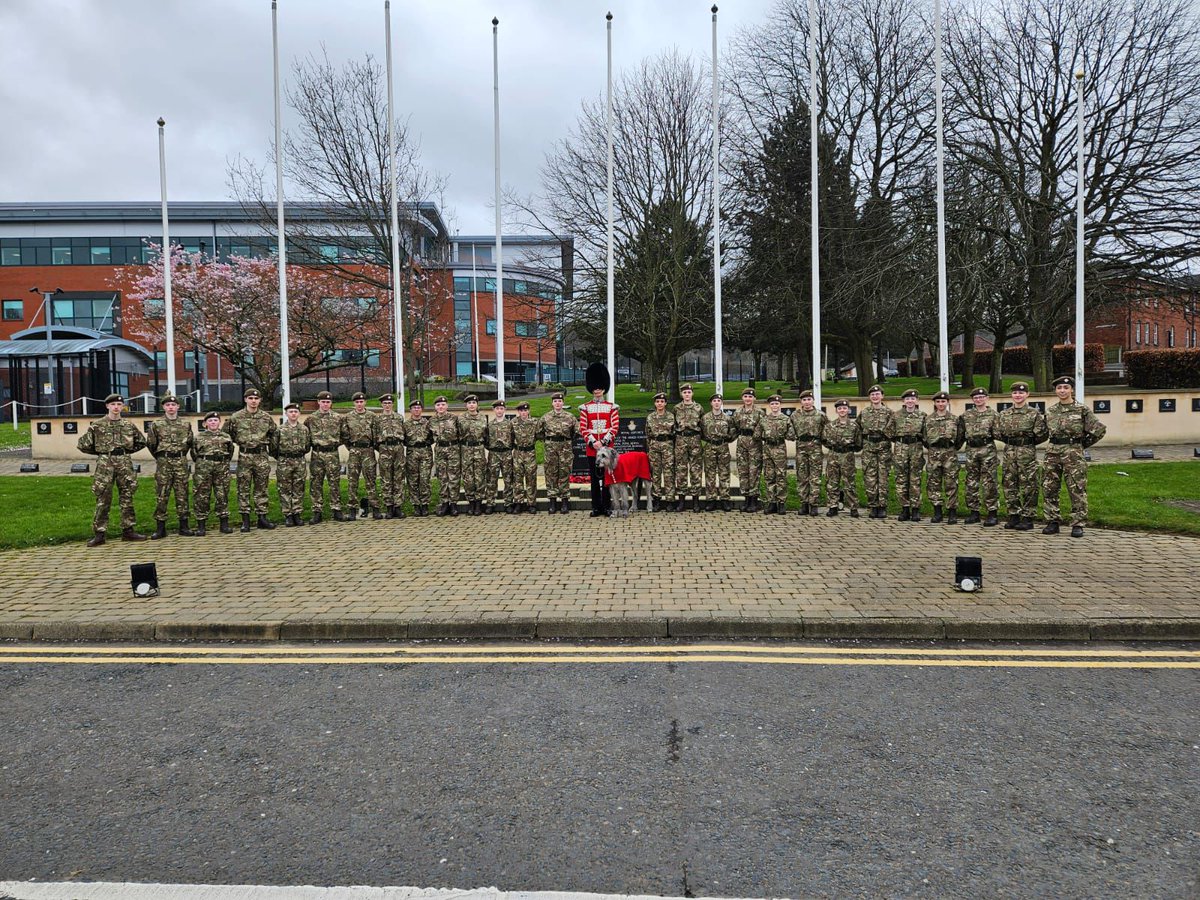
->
[142,420,154,432]
[36,422,51,435]
[1092,399,1111,414]
[1031,401,1046,412]
[1125,399,1143,413]
[1160,398,1176,413]
[848,405,858,418]
[63,421,78,434]
[996,402,1013,412]
[1193,399,1200,413]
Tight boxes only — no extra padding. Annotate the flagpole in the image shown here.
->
[605,11,615,401]
[157,117,177,398]
[385,0,407,410]
[934,0,949,392]
[1075,67,1086,401]
[711,5,724,397]
[492,16,505,402]
[808,0,821,406]
[272,0,291,409]
[471,244,481,380]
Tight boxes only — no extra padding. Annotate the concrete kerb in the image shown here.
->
[29,621,156,642]
[1088,618,1200,641]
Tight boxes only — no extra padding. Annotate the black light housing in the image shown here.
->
[130,563,159,598]
[955,556,982,592]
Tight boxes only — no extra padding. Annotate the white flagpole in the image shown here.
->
[471,245,481,380]
[272,0,291,409]
[934,0,949,392]
[605,11,616,401]
[808,0,821,405]
[711,5,724,397]
[1075,67,1086,401]
[385,0,407,411]
[492,16,505,402]
[157,117,177,398]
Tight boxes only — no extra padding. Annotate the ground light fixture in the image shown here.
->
[955,556,982,592]
[130,563,159,598]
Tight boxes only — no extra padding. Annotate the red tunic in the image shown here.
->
[579,400,619,457]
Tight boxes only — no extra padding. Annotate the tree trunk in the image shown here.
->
[752,351,762,383]
[961,328,976,390]
[669,356,681,403]
[876,341,887,383]
[915,343,927,378]
[854,336,875,397]
[796,342,812,391]
[989,339,1006,395]
[1028,332,1053,392]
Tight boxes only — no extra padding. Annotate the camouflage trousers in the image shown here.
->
[235,451,271,515]
[674,435,703,496]
[406,447,433,509]
[893,443,924,507]
[153,456,190,522]
[192,460,231,522]
[963,446,999,514]
[542,439,572,500]
[648,440,675,503]
[1002,446,1039,518]
[346,448,379,511]
[487,450,514,505]
[824,451,857,509]
[736,437,762,501]
[460,447,488,502]
[276,457,308,516]
[512,449,537,504]
[435,444,461,504]
[308,449,344,513]
[1042,446,1088,525]
[92,456,138,533]
[925,448,960,509]
[861,442,892,507]
[377,448,406,508]
[762,442,788,503]
[794,441,823,505]
[702,441,731,500]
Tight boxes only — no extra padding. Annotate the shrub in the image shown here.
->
[1124,349,1200,389]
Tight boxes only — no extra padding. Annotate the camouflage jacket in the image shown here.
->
[457,412,488,447]
[191,429,234,462]
[222,408,277,451]
[78,416,146,456]
[822,416,862,452]
[373,411,407,447]
[858,405,896,443]
[539,408,577,441]
[340,409,377,448]
[731,406,764,440]
[645,410,676,446]
[894,408,927,443]
[961,407,996,448]
[700,410,734,444]
[272,421,311,457]
[995,404,1049,447]
[1046,400,1106,449]
[485,417,514,451]
[789,408,827,443]
[305,409,343,451]
[673,401,704,437]
[511,417,539,451]
[754,413,792,446]
[430,412,460,446]
[922,412,963,450]
[146,416,193,456]
[404,416,434,448]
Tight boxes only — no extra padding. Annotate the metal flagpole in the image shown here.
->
[492,17,505,402]
[471,245,481,380]
[157,117,177,398]
[1075,67,1086,401]
[605,12,615,401]
[808,0,821,405]
[711,5,724,397]
[272,0,291,410]
[385,0,407,410]
[934,0,949,391]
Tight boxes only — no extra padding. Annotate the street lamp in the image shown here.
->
[30,287,63,414]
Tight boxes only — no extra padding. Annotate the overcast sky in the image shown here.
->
[0,0,775,236]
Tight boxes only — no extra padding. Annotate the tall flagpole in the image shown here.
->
[934,0,949,391]
[385,0,407,411]
[272,0,291,409]
[492,16,505,402]
[711,5,724,397]
[808,0,821,405]
[605,11,615,400]
[471,245,481,380]
[157,117,177,398]
[1075,67,1086,401]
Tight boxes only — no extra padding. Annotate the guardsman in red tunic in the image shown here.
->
[580,363,619,517]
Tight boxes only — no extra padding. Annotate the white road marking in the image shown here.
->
[0,884,770,900]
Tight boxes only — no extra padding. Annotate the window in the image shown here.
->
[1134,322,1141,345]
[51,247,73,265]
[1153,323,1159,346]
[1103,345,1121,365]
[90,245,111,264]
[514,321,548,338]
[1,247,18,265]
[2,299,22,321]
[1145,323,1151,344]
[143,297,164,319]
[154,351,168,370]
[485,318,497,335]
[1167,327,1175,348]
[50,294,118,333]
[184,351,207,371]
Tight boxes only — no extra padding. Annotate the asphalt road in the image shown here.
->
[1,642,1197,899]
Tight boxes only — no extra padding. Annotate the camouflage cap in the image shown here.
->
[868,384,884,394]
[834,398,850,408]
[1052,375,1075,388]
[1011,381,1030,393]
[491,399,506,408]
[244,388,261,399]
[351,392,367,401]
[932,391,950,401]
[901,389,919,400]
[741,388,756,398]
[104,393,124,405]
[464,393,478,403]
[316,391,334,401]
[680,383,693,392]
[768,394,782,403]
[434,395,448,404]
[409,399,424,409]
[551,392,564,401]
[799,389,814,400]
[970,387,988,398]
[516,401,530,411]
[653,392,667,401]
[378,394,393,404]
[284,402,300,412]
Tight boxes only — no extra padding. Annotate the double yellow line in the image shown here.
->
[0,643,1198,669]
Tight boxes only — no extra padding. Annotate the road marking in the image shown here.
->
[0,883,733,900]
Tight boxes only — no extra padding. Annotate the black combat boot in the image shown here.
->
[983,512,998,527]
[800,502,810,516]
[1070,525,1084,538]
[1003,514,1019,529]
[86,530,105,548]
[219,516,233,534]
[809,504,819,517]
[195,519,207,536]
[692,496,702,513]
[372,507,384,520]
[311,510,323,525]
[964,510,980,525]
[1015,516,1033,531]
[898,507,911,522]
[722,499,732,511]
[547,499,558,514]
[150,520,168,540]
[560,497,570,514]
[447,501,459,516]
[946,510,958,525]
[295,513,305,526]
[528,503,537,514]
[930,506,943,524]
[284,514,296,528]
[910,508,921,523]
[121,528,148,542]
[435,503,447,517]
[178,518,195,537]
[1041,521,1060,535]
[827,507,839,517]
[675,498,685,513]
[257,514,276,530]
[706,499,716,512]
[849,507,860,518]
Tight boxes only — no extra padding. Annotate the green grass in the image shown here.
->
[0,421,31,450]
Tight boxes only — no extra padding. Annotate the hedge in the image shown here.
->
[898,343,1104,378]
[1124,349,1200,389]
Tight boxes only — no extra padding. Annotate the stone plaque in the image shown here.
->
[1159,398,1176,413]
[1092,399,1110,414]
[63,421,78,434]
[36,422,51,435]
[573,416,646,478]
[1126,398,1143,413]
[69,462,89,473]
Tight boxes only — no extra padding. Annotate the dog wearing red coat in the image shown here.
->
[594,447,653,517]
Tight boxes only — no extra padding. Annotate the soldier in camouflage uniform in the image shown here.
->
[700,394,733,510]
[191,410,234,535]
[510,401,539,514]
[892,389,927,522]
[789,389,827,516]
[430,395,462,516]
[644,392,677,511]
[822,398,861,517]
[923,391,964,524]
[859,385,896,518]
[754,395,792,514]
[403,399,434,516]
[961,387,999,526]
[732,388,764,512]
[271,402,311,527]
[540,392,577,514]
[457,394,489,516]
[77,393,149,546]
[223,387,278,532]
[374,394,407,518]
[1041,375,1106,537]
[304,390,345,523]
[484,399,515,514]
[673,384,704,512]
[341,391,381,520]
[145,393,195,538]
[994,381,1049,531]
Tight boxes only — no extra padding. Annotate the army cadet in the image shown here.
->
[374,394,407,519]
[457,394,489,516]
[1042,375,1106,538]
[485,399,515,513]
[995,381,1049,531]
[700,393,734,511]
[403,399,434,516]
[822,398,861,517]
[754,395,791,514]
[790,389,827,516]
[191,410,234,535]
[961,387,999,526]
[271,402,311,527]
[77,393,148,546]
[644,392,677,511]
[145,393,195,538]
[341,391,381,519]
[732,388,764,512]
[540,392,577,514]
[305,390,345,523]
[223,387,278,532]
[892,389,927,522]
[923,391,964,524]
[430,395,462,516]
[673,383,705,512]
[859,385,896,518]
[510,401,539,514]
